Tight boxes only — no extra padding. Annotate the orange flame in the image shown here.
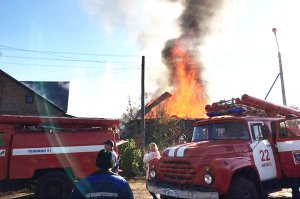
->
[146,41,207,119]
[162,42,207,118]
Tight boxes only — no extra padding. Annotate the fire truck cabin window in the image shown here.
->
[0,133,4,147]
[192,122,249,141]
[250,123,263,140]
[279,122,288,138]
[192,126,209,141]
[285,119,300,137]
[213,122,249,140]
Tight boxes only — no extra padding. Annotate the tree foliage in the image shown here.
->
[144,106,193,150]
[119,99,196,176]
[118,139,142,177]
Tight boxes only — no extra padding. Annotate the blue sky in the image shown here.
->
[1,0,300,118]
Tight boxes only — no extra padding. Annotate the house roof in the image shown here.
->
[21,81,69,112]
[0,69,67,114]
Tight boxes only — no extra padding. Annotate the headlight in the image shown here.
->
[149,169,156,179]
[204,173,213,185]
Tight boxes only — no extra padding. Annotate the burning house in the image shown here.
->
[124,91,203,149]
[149,0,225,119]
[123,0,226,148]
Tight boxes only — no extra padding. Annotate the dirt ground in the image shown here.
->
[0,178,294,199]
[127,178,153,199]
[0,178,154,199]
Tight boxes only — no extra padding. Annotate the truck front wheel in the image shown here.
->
[225,177,258,199]
[34,171,73,198]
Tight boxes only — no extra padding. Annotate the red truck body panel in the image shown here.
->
[0,115,119,181]
[9,131,115,179]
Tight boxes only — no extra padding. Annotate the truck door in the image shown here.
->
[0,127,10,180]
[249,122,277,181]
[276,118,300,177]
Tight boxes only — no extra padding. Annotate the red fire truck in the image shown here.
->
[146,94,300,199]
[0,115,120,198]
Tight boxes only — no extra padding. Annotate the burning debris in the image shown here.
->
[136,92,172,119]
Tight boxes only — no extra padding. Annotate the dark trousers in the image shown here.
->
[146,183,158,199]
[149,191,158,199]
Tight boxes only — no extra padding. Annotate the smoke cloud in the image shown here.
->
[162,0,226,98]
[81,0,226,101]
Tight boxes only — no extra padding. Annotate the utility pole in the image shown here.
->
[272,28,287,105]
[141,56,145,158]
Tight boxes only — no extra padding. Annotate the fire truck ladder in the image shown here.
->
[205,94,300,118]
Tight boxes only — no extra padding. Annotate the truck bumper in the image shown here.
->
[146,180,219,199]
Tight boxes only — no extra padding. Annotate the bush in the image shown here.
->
[118,139,143,177]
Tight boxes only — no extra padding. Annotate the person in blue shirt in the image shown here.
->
[69,149,134,199]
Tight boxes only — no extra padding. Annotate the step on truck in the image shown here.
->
[146,94,300,199]
[0,115,120,198]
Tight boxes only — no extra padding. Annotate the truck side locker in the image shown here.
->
[0,125,13,180]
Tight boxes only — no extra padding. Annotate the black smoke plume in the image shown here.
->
[162,0,225,94]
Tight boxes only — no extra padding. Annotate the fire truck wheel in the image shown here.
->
[34,171,73,198]
[225,177,258,199]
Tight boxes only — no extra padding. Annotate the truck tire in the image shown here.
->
[225,177,258,199]
[34,171,73,199]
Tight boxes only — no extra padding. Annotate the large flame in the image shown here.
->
[163,41,207,118]
[145,0,225,119]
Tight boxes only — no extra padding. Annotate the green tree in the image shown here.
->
[119,98,195,176]
[144,106,193,150]
[118,139,142,177]
[121,97,139,124]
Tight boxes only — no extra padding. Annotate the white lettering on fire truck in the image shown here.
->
[259,149,272,167]
[0,149,5,157]
[86,192,118,198]
[261,162,272,167]
[12,145,104,156]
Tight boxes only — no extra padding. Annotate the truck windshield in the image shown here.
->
[192,122,249,141]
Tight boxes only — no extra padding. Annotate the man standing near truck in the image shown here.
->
[104,140,118,165]
[69,149,133,199]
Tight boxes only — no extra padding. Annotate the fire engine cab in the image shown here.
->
[0,115,120,198]
[146,94,300,199]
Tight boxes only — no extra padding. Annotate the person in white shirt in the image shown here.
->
[143,143,161,199]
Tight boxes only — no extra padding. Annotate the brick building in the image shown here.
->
[0,70,68,116]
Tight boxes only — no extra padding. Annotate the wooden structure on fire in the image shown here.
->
[122,91,201,149]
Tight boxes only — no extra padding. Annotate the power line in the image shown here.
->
[0,44,276,67]
[1,55,141,64]
[0,61,140,69]
[0,44,141,57]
